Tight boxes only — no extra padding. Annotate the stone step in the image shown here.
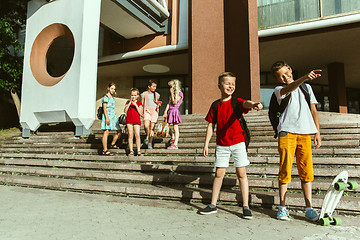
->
[5,124,360,143]
[1,145,360,158]
[1,146,360,158]
[1,160,359,180]
[1,139,359,150]
[0,174,358,211]
[1,153,359,167]
[90,124,360,134]
[90,113,358,126]
[4,133,360,146]
[0,165,359,195]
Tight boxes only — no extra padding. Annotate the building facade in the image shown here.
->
[19,0,360,136]
[97,0,360,115]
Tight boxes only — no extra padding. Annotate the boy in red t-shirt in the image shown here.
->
[200,72,263,219]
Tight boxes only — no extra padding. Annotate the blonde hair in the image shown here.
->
[218,72,236,85]
[168,79,182,103]
[130,88,140,100]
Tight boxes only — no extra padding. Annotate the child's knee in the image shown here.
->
[215,168,226,178]
[236,167,247,179]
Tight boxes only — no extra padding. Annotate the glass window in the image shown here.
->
[260,88,275,109]
[258,0,320,28]
[322,0,360,17]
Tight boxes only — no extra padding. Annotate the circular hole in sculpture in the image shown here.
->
[30,23,75,86]
[46,36,74,78]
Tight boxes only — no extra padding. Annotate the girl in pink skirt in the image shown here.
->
[163,79,183,149]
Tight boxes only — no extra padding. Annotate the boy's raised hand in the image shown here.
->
[252,102,263,111]
[306,69,322,81]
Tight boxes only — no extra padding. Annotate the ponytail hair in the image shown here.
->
[168,79,182,103]
[147,79,157,88]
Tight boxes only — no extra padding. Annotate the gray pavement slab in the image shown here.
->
[0,185,359,240]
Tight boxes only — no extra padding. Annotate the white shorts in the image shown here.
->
[215,142,249,168]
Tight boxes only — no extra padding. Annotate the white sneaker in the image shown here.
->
[277,207,290,221]
[148,143,153,149]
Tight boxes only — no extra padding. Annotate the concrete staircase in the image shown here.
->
[0,111,359,212]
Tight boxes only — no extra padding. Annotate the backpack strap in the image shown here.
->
[299,83,311,109]
[231,97,243,121]
[277,93,291,118]
[211,99,221,125]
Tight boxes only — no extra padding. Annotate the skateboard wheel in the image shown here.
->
[333,217,342,226]
[348,181,358,190]
[319,217,330,226]
[335,182,346,191]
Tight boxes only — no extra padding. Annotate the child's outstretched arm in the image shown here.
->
[311,103,322,149]
[280,69,322,96]
[243,101,263,111]
[203,123,214,157]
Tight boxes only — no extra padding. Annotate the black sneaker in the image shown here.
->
[199,204,218,215]
[243,206,253,219]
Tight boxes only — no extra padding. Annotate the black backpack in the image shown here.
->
[97,106,104,120]
[211,97,250,150]
[268,83,310,138]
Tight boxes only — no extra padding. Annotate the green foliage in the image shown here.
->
[0,19,24,92]
[0,0,27,94]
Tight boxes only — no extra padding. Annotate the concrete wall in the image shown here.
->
[20,0,101,136]
[96,76,133,100]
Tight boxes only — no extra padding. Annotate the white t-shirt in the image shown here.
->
[274,83,318,135]
[141,91,160,107]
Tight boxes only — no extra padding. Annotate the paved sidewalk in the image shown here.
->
[0,185,359,240]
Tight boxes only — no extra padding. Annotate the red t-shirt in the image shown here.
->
[126,100,142,125]
[205,98,249,146]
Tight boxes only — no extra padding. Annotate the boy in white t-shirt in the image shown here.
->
[271,61,322,221]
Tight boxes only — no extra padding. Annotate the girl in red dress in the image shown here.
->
[124,88,143,156]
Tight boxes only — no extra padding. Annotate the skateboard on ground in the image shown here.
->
[319,170,358,226]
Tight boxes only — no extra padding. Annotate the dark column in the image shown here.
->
[327,62,348,113]
[189,0,225,113]
[224,0,261,102]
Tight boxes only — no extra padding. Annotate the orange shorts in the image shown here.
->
[144,106,158,123]
[278,132,314,184]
